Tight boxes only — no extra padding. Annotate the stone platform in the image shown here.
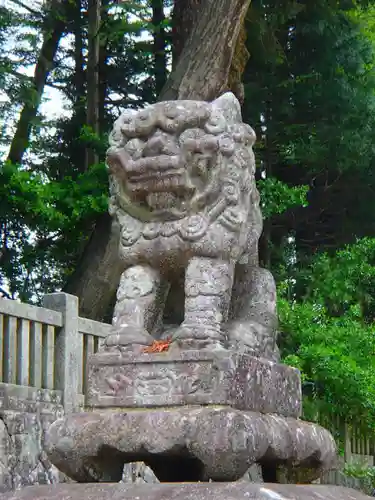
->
[45,407,336,483]
[86,351,301,417]
[2,483,373,499]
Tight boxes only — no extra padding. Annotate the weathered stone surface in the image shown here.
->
[45,408,336,483]
[105,92,279,360]
[2,482,373,499]
[87,351,301,417]
[0,384,69,493]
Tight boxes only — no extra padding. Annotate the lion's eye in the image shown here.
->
[138,111,149,121]
[164,107,178,119]
[121,115,132,124]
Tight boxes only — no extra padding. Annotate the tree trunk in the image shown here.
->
[63,212,123,321]
[6,0,68,165]
[170,0,249,102]
[160,0,251,101]
[85,0,101,169]
[64,0,252,321]
[73,0,85,105]
[152,0,168,95]
[70,0,86,170]
[99,0,109,130]
[171,0,201,67]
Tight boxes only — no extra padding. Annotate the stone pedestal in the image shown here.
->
[44,350,337,484]
[45,406,337,483]
[86,351,301,417]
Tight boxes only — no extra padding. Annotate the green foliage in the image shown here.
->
[258,177,308,218]
[244,0,375,257]
[299,237,375,321]
[0,161,108,230]
[344,460,375,495]
[280,296,375,428]
[279,237,375,430]
[0,160,109,300]
[240,0,375,437]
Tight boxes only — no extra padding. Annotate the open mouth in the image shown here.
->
[126,154,181,175]
[128,167,184,183]
[127,170,193,194]
[125,154,195,198]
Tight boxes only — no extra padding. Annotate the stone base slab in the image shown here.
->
[3,483,372,500]
[86,350,301,418]
[45,408,336,483]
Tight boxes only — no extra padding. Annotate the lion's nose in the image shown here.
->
[142,136,164,157]
[142,134,179,157]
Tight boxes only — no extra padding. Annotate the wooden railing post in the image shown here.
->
[42,293,81,414]
[344,422,352,463]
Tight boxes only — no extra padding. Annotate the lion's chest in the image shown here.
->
[118,212,249,271]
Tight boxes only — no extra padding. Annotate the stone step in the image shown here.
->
[1,482,373,499]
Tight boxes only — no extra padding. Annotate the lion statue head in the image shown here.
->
[107,93,260,244]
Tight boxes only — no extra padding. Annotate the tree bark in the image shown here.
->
[6,0,68,165]
[69,0,86,171]
[85,0,101,169]
[152,0,168,95]
[64,0,252,320]
[170,0,249,102]
[99,0,109,130]
[171,0,201,68]
[160,0,251,101]
[63,211,123,321]
[73,0,85,105]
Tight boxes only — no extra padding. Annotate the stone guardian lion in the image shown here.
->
[105,92,279,361]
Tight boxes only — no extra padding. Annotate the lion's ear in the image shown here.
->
[212,92,242,125]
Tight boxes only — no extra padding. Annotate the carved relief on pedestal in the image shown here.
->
[87,351,301,417]
[102,363,216,402]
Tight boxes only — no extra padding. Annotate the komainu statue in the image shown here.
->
[105,92,279,361]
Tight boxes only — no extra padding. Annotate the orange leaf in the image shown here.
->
[143,337,172,354]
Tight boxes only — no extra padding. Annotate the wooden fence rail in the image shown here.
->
[0,293,111,413]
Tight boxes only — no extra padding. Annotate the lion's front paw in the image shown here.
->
[104,325,154,351]
[172,324,226,351]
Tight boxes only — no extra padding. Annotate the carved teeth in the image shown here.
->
[129,172,189,194]
[128,169,185,184]
[126,155,180,175]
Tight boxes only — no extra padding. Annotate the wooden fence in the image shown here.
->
[0,292,111,413]
[316,414,375,462]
